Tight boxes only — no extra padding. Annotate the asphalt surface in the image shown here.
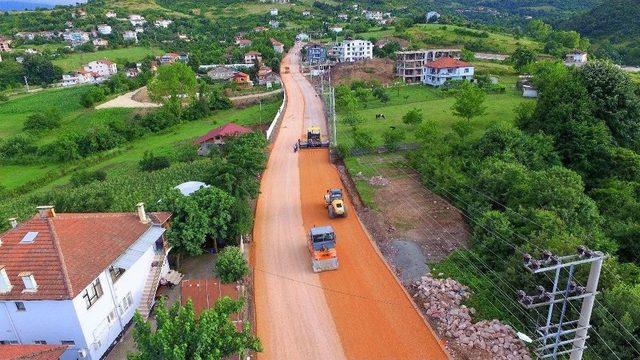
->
[252,43,449,359]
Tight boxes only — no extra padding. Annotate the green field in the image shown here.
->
[53,47,163,71]
[0,97,280,190]
[408,24,541,54]
[337,73,529,149]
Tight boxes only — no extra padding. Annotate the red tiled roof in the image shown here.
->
[0,211,171,300]
[426,57,471,69]
[0,344,68,360]
[270,38,283,46]
[196,123,252,144]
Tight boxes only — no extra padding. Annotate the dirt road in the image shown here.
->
[252,44,449,359]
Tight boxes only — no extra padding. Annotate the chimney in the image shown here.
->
[36,206,55,219]
[136,202,150,223]
[8,218,17,229]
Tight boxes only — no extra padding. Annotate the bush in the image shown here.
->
[69,169,107,187]
[139,151,171,172]
[23,109,61,131]
[80,86,106,108]
[402,108,423,126]
[382,127,406,151]
[216,246,248,283]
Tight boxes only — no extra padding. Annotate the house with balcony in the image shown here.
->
[332,39,373,63]
[0,205,172,360]
[304,43,327,63]
[244,51,262,64]
[422,57,474,86]
[396,48,462,83]
[564,50,588,67]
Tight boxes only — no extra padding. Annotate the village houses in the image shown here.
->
[96,24,112,35]
[396,48,462,83]
[128,14,146,27]
[0,205,172,360]
[421,57,474,86]
[154,19,173,28]
[271,38,284,54]
[62,60,118,87]
[122,31,138,43]
[332,39,373,63]
[244,51,263,64]
[0,38,11,52]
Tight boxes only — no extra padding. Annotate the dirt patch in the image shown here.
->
[330,58,396,85]
[131,86,152,103]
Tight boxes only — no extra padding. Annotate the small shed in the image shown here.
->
[196,123,252,155]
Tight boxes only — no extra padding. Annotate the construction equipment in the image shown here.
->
[298,126,330,148]
[308,226,338,272]
[324,188,346,218]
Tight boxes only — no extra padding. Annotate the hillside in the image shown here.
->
[563,0,640,65]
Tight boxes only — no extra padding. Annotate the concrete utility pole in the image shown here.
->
[23,76,29,92]
[518,246,604,360]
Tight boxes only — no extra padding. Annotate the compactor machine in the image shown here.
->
[324,188,346,218]
[308,225,338,272]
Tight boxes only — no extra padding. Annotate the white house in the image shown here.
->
[271,38,284,54]
[128,14,146,27]
[122,30,138,43]
[296,33,310,41]
[84,60,117,78]
[244,51,263,64]
[0,205,172,360]
[92,38,108,47]
[328,26,343,33]
[564,50,588,67]
[302,10,311,16]
[96,24,112,35]
[338,13,348,21]
[421,57,474,86]
[154,19,173,28]
[270,8,278,16]
[62,71,95,86]
[62,31,90,47]
[269,20,280,28]
[364,10,383,21]
[426,11,441,23]
[105,11,117,18]
[333,39,373,63]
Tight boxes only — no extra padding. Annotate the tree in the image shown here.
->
[402,108,423,126]
[452,82,486,122]
[80,86,107,108]
[129,298,261,360]
[511,46,536,72]
[382,127,406,151]
[139,151,171,172]
[351,126,376,151]
[148,63,197,119]
[23,109,61,131]
[372,86,389,103]
[216,246,248,283]
[22,55,62,85]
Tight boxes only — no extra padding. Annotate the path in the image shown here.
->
[96,87,283,109]
[252,43,449,359]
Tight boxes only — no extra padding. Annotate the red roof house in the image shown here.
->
[196,123,252,155]
[423,57,474,86]
[0,344,68,360]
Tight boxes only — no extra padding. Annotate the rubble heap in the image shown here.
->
[414,274,531,360]
[368,175,390,187]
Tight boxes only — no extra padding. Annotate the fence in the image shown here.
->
[265,89,287,141]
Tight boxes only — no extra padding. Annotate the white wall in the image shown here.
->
[71,243,156,360]
[0,299,87,360]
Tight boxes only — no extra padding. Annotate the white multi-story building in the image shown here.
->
[84,60,117,78]
[396,48,462,83]
[128,14,146,27]
[421,57,474,86]
[62,70,94,86]
[0,205,172,360]
[332,39,373,63]
[154,19,173,28]
[96,24,112,35]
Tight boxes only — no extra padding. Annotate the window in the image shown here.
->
[61,340,75,345]
[464,68,470,73]
[34,340,47,345]
[0,340,19,344]
[106,310,117,325]
[82,278,103,309]
[118,292,134,315]
[20,273,37,292]
[15,302,25,311]
[108,266,125,283]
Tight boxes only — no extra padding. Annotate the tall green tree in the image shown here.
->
[451,82,486,122]
[129,298,261,360]
[148,63,197,119]
[511,47,536,72]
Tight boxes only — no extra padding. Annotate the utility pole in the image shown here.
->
[23,76,29,93]
[518,246,604,360]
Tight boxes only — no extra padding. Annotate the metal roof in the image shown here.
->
[310,226,334,236]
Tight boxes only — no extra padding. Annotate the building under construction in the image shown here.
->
[396,48,462,83]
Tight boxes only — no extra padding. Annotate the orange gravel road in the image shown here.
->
[252,43,449,359]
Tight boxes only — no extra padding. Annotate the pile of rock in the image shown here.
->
[413,274,531,360]
[369,175,390,187]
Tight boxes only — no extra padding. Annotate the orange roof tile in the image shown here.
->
[426,57,471,69]
[0,344,68,360]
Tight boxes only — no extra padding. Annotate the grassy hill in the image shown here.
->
[563,0,640,65]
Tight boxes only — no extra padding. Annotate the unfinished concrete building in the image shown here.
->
[396,48,462,83]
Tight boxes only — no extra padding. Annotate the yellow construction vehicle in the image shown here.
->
[324,188,346,218]
[308,225,338,272]
[298,126,330,148]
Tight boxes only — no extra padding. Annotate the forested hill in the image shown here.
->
[563,0,640,65]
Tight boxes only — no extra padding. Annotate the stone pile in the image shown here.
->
[369,175,390,186]
[413,274,531,360]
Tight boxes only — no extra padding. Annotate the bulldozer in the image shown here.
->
[324,188,346,218]
[308,225,338,272]
[298,126,330,148]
